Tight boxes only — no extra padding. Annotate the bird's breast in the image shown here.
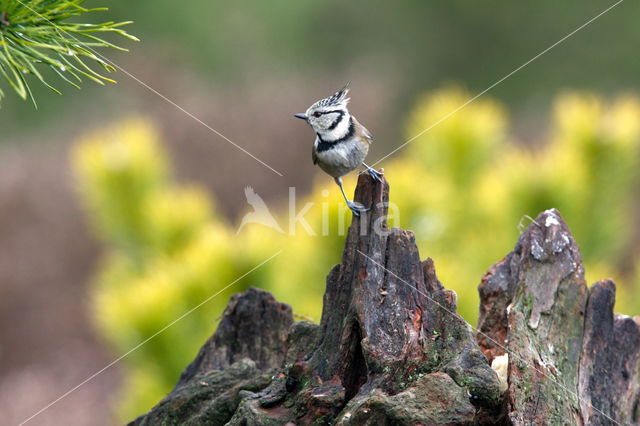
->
[313,137,369,178]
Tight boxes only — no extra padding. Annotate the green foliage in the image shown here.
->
[5,1,640,141]
[72,89,640,421]
[0,0,136,104]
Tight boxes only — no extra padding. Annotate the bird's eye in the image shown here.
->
[313,111,322,118]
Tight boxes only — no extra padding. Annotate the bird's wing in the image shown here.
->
[353,116,373,144]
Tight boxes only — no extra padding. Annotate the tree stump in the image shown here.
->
[477,209,640,425]
[130,175,640,425]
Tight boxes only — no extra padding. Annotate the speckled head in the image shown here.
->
[294,84,351,133]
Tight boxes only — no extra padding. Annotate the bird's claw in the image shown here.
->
[367,167,384,183]
[347,200,369,216]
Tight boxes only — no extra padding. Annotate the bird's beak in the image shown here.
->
[294,113,308,120]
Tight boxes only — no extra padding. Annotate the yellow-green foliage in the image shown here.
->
[397,89,640,319]
[72,89,640,421]
[72,121,279,421]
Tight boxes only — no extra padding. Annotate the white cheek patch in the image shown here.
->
[308,114,336,131]
[321,114,337,128]
[322,114,350,142]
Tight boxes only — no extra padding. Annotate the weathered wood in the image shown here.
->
[177,287,294,386]
[478,209,640,425]
[293,173,502,425]
[128,288,301,426]
[131,177,640,425]
[579,280,640,425]
[478,209,588,424]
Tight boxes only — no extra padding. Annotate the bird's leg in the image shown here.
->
[362,162,383,182]
[335,177,368,216]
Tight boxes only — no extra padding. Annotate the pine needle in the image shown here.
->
[0,0,137,105]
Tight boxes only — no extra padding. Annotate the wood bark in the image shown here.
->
[131,175,640,425]
[478,209,640,425]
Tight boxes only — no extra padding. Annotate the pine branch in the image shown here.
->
[0,0,137,106]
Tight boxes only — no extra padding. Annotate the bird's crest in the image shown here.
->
[313,83,350,109]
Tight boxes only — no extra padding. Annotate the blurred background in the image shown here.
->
[2,0,640,424]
